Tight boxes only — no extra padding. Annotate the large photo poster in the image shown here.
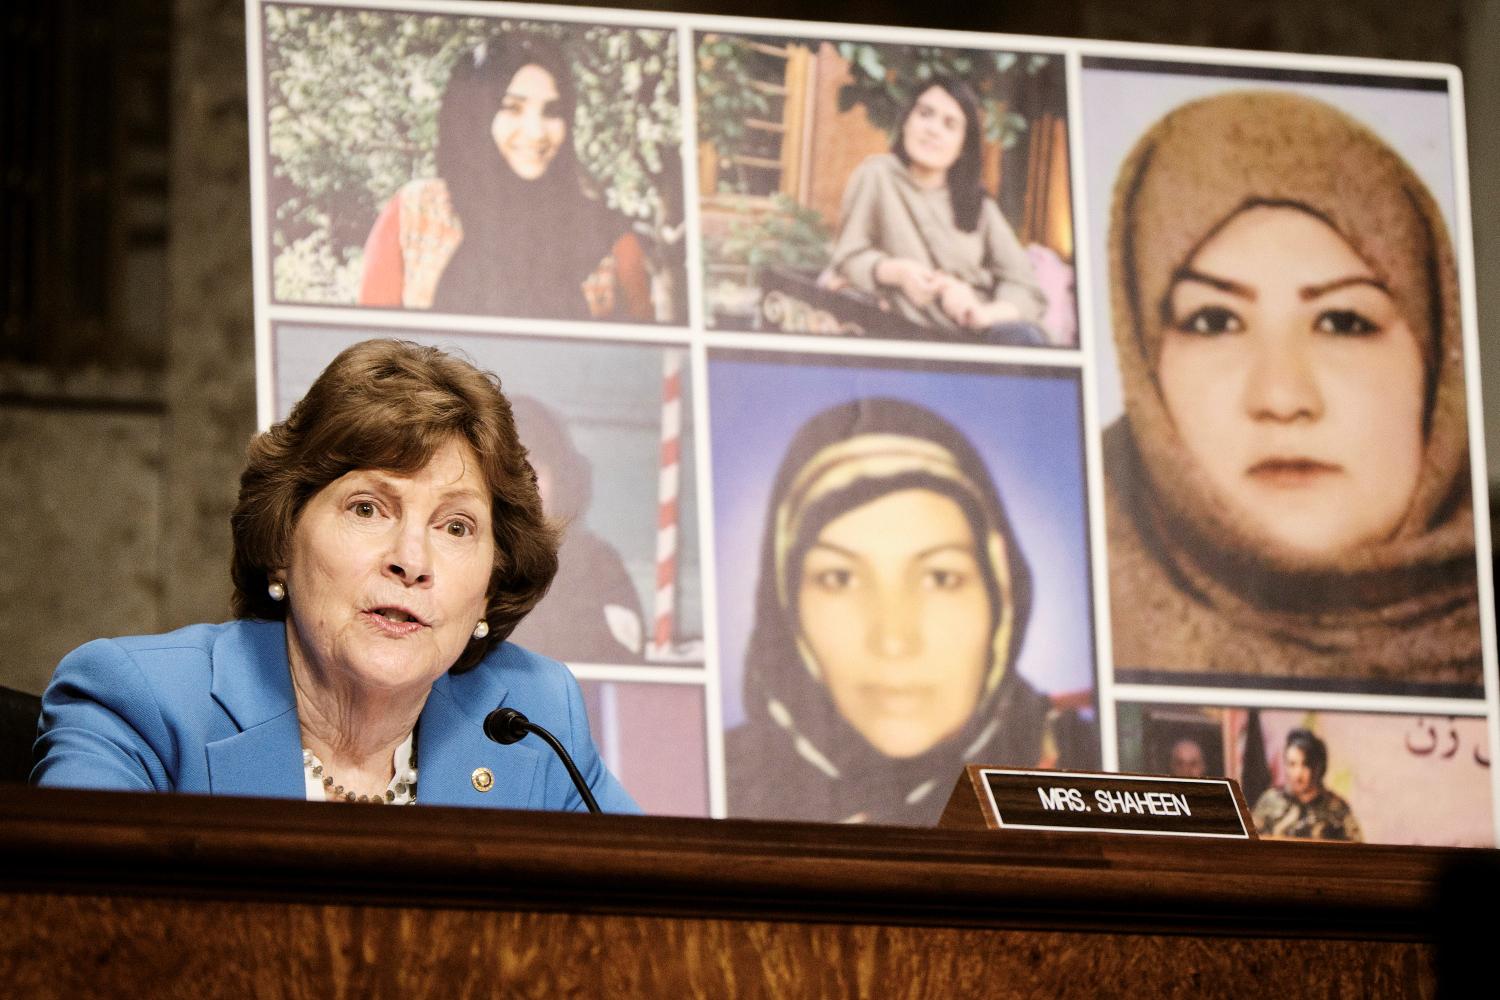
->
[247,1,1496,845]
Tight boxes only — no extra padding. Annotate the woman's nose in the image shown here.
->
[1242,338,1324,422]
[865,589,920,659]
[518,108,546,139]
[385,522,433,586]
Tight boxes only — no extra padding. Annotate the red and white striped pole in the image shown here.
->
[651,350,684,658]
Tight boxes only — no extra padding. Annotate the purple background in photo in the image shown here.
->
[580,680,708,817]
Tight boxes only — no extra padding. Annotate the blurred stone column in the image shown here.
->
[161,0,256,628]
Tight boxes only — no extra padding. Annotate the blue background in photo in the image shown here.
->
[709,353,1096,729]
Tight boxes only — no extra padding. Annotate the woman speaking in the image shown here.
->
[1251,729,1363,842]
[33,340,637,811]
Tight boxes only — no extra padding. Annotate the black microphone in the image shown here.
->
[482,706,601,814]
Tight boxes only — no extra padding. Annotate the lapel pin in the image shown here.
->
[471,767,494,793]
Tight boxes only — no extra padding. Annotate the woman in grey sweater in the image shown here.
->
[828,76,1047,344]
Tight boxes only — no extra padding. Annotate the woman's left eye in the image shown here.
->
[809,568,854,591]
[1314,309,1379,335]
[925,569,967,590]
[1176,305,1243,335]
[444,520,472,538]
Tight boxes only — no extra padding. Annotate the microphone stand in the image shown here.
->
[483,706,602,814]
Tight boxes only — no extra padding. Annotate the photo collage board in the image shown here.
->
[247,0,1499,844]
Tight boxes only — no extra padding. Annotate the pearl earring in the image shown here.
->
[267,580,286,602]
[473,620,490,640]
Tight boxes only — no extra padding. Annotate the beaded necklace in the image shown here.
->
[302,730,418,804]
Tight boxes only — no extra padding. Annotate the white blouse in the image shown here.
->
[302,730,418,804]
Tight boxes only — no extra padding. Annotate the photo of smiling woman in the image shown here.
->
[1100,89,1480,691]
[356,34,651,320]
[725,397,1089,825]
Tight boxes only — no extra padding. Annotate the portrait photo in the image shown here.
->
[696,33,1075,347]
[708,351,1098,825]
[1117,702,1493,847]
[261,3,687,323]
[1082,60,1483,697]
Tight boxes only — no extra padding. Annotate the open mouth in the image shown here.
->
[364,607,427,632]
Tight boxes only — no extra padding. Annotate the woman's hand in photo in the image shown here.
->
[581,254,619,318]
[935,276,983,327]
[936,276,1022,329]
[963,297,1023,330]
[934,274,1023,330]
[875,257,944,307]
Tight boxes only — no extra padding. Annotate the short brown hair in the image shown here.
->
[230,339,558,672]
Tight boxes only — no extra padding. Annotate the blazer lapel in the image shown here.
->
[205,708,305,798]
[417,673,542,808]
[198,620,544,805]
[205,620,306,799]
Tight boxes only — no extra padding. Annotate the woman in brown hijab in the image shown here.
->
[1103,90,1480,693]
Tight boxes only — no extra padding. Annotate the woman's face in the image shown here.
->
[490,63,567,180]
[1283,744,1319,801]
[901,85,967,180]
[1156,205,1425,557]
[797,488,992,759]
[1169,738,1207,778]
[281,437,496,697]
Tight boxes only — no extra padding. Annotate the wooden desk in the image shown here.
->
[0,788,1478,997]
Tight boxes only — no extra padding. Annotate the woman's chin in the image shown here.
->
[1242,510,1393,560]
[339,635,454,693]
[859,724,947,760]
[500,155,555,181]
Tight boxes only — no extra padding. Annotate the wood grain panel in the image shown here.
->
[0,894,1435,999]
[0,787,1472,996]
[0,788,1451,936]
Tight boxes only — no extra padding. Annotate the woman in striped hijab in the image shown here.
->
[725,398,1059,825]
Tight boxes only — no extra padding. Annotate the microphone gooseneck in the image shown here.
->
[482,706,602,814]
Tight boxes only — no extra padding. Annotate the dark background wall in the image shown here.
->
[2,0,1495,693]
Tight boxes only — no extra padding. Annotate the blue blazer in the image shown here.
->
[32,619,639,813]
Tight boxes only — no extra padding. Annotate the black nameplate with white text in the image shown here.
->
[979,769,1251,839]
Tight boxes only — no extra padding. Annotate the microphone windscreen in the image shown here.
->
[483,707,529,745]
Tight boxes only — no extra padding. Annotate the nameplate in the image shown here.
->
[938,765,1255,839]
